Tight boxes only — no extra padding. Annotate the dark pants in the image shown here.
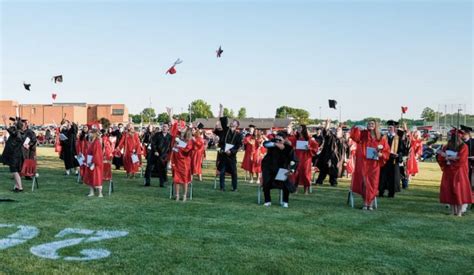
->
[264,184,289,203]
[219,162,238,191]
[145,156,167,186]
[316,164,338,186]
[113,156,123,170]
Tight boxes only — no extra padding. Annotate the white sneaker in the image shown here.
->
[87,192,94,197]
[98,193,103,198]
[263,202,271,207]
[249,179,254,184]
[282,203,288,208]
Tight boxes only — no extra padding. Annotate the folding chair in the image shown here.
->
[257,185,283,205]
[103,162,114,196]
[169,181,193,200]
[347,190,378,209]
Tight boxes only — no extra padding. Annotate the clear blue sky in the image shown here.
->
[1,0,472,120]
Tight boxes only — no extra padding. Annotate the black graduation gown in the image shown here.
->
[149,131,171,177]
[60,123,79,170]
[379,134,406,196]
[23,128,37,160]
[111,129,123,168]
[316,129,346,178]
[465,138,474,188]
[1,126,24,172]
[214,117,243,173]
[261,141,298,190]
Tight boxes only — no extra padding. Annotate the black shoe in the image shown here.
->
[231,189,237,192]
[159,184,165,188]
[12,188,23,193]
[330,183,338,187]
[144,184,150,187]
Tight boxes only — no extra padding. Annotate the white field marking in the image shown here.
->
[0,224,39,250]
[30,228,128,261]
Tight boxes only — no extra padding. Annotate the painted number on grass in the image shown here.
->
[30,228,128,261]
[0,224,39,250]
[0,224,128,261]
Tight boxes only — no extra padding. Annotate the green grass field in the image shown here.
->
[0,147,473,274]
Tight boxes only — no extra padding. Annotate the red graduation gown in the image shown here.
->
[191,136,205,175]
[84,138,103,187]
[251,140,266,173]
[346,140,357,174]
[406,137,423,176]
[76,138,88,177]
[117,132,141,174]
[437,144,472,205]
[102,136,113,181]
[241,135,255,172]
[293,137,319,188]
[172,140,193,184]
[350,127,390,205]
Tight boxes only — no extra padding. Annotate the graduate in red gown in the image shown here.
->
[191,128,205,181]
[437,128,472,217]
[84,126,104,197]
[76,125,89,182]
[350,120,390,210]
[116,124,141,178]
[242,125,256,182]
[292,125,319,194]
[345,132,357,177]
[250,130,267,184]
[172,127,194,201]
[102,130,114,182]
[406,130,423,178]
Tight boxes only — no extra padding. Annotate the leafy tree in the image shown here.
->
[190,99,213,120]
[237,107,247,119]
[275,106,309,125]
[421,107,435,122]
[129,114,142,124]
[156,112,170,123]
[223,108,235,118]
[141,108,156,123]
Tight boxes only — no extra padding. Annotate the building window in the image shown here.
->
[112,109,124,116]
[32,108,36,114]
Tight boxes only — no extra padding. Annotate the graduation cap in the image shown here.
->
[166,59,183,75]
[52,93,57,100]
[460,125,472,133]
[401,106,408,114]
[386,120,399,126]
[449,127,465,137]
[197,122,204,130]
[249,124,256,128]
[328,99,337,109]
[216,46,223,58]
[23,82,31,91]
[52,75,63,83]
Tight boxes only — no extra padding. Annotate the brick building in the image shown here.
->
[0,100,128,126]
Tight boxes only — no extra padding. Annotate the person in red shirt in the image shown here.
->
[292,125,319,194]
[172,127,194,201]
[406,130,423,180]
[250,130,267,184]
[437,128,472,217]
[116,124,141,178]
[242,125,256,182]
[84,126,104,197]
[350,120,390,210]
[191,127,205,181]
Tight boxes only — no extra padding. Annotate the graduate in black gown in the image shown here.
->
[1,115,25,192]
[59,120,79,175]
[214,104,243,191]
[316,121,346,186]
[461,125,473,212]
[145,123,172,187]
[22,120,37,180]
[261,131,298,208]
[379,120,407,197]
[111,123,124,170]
